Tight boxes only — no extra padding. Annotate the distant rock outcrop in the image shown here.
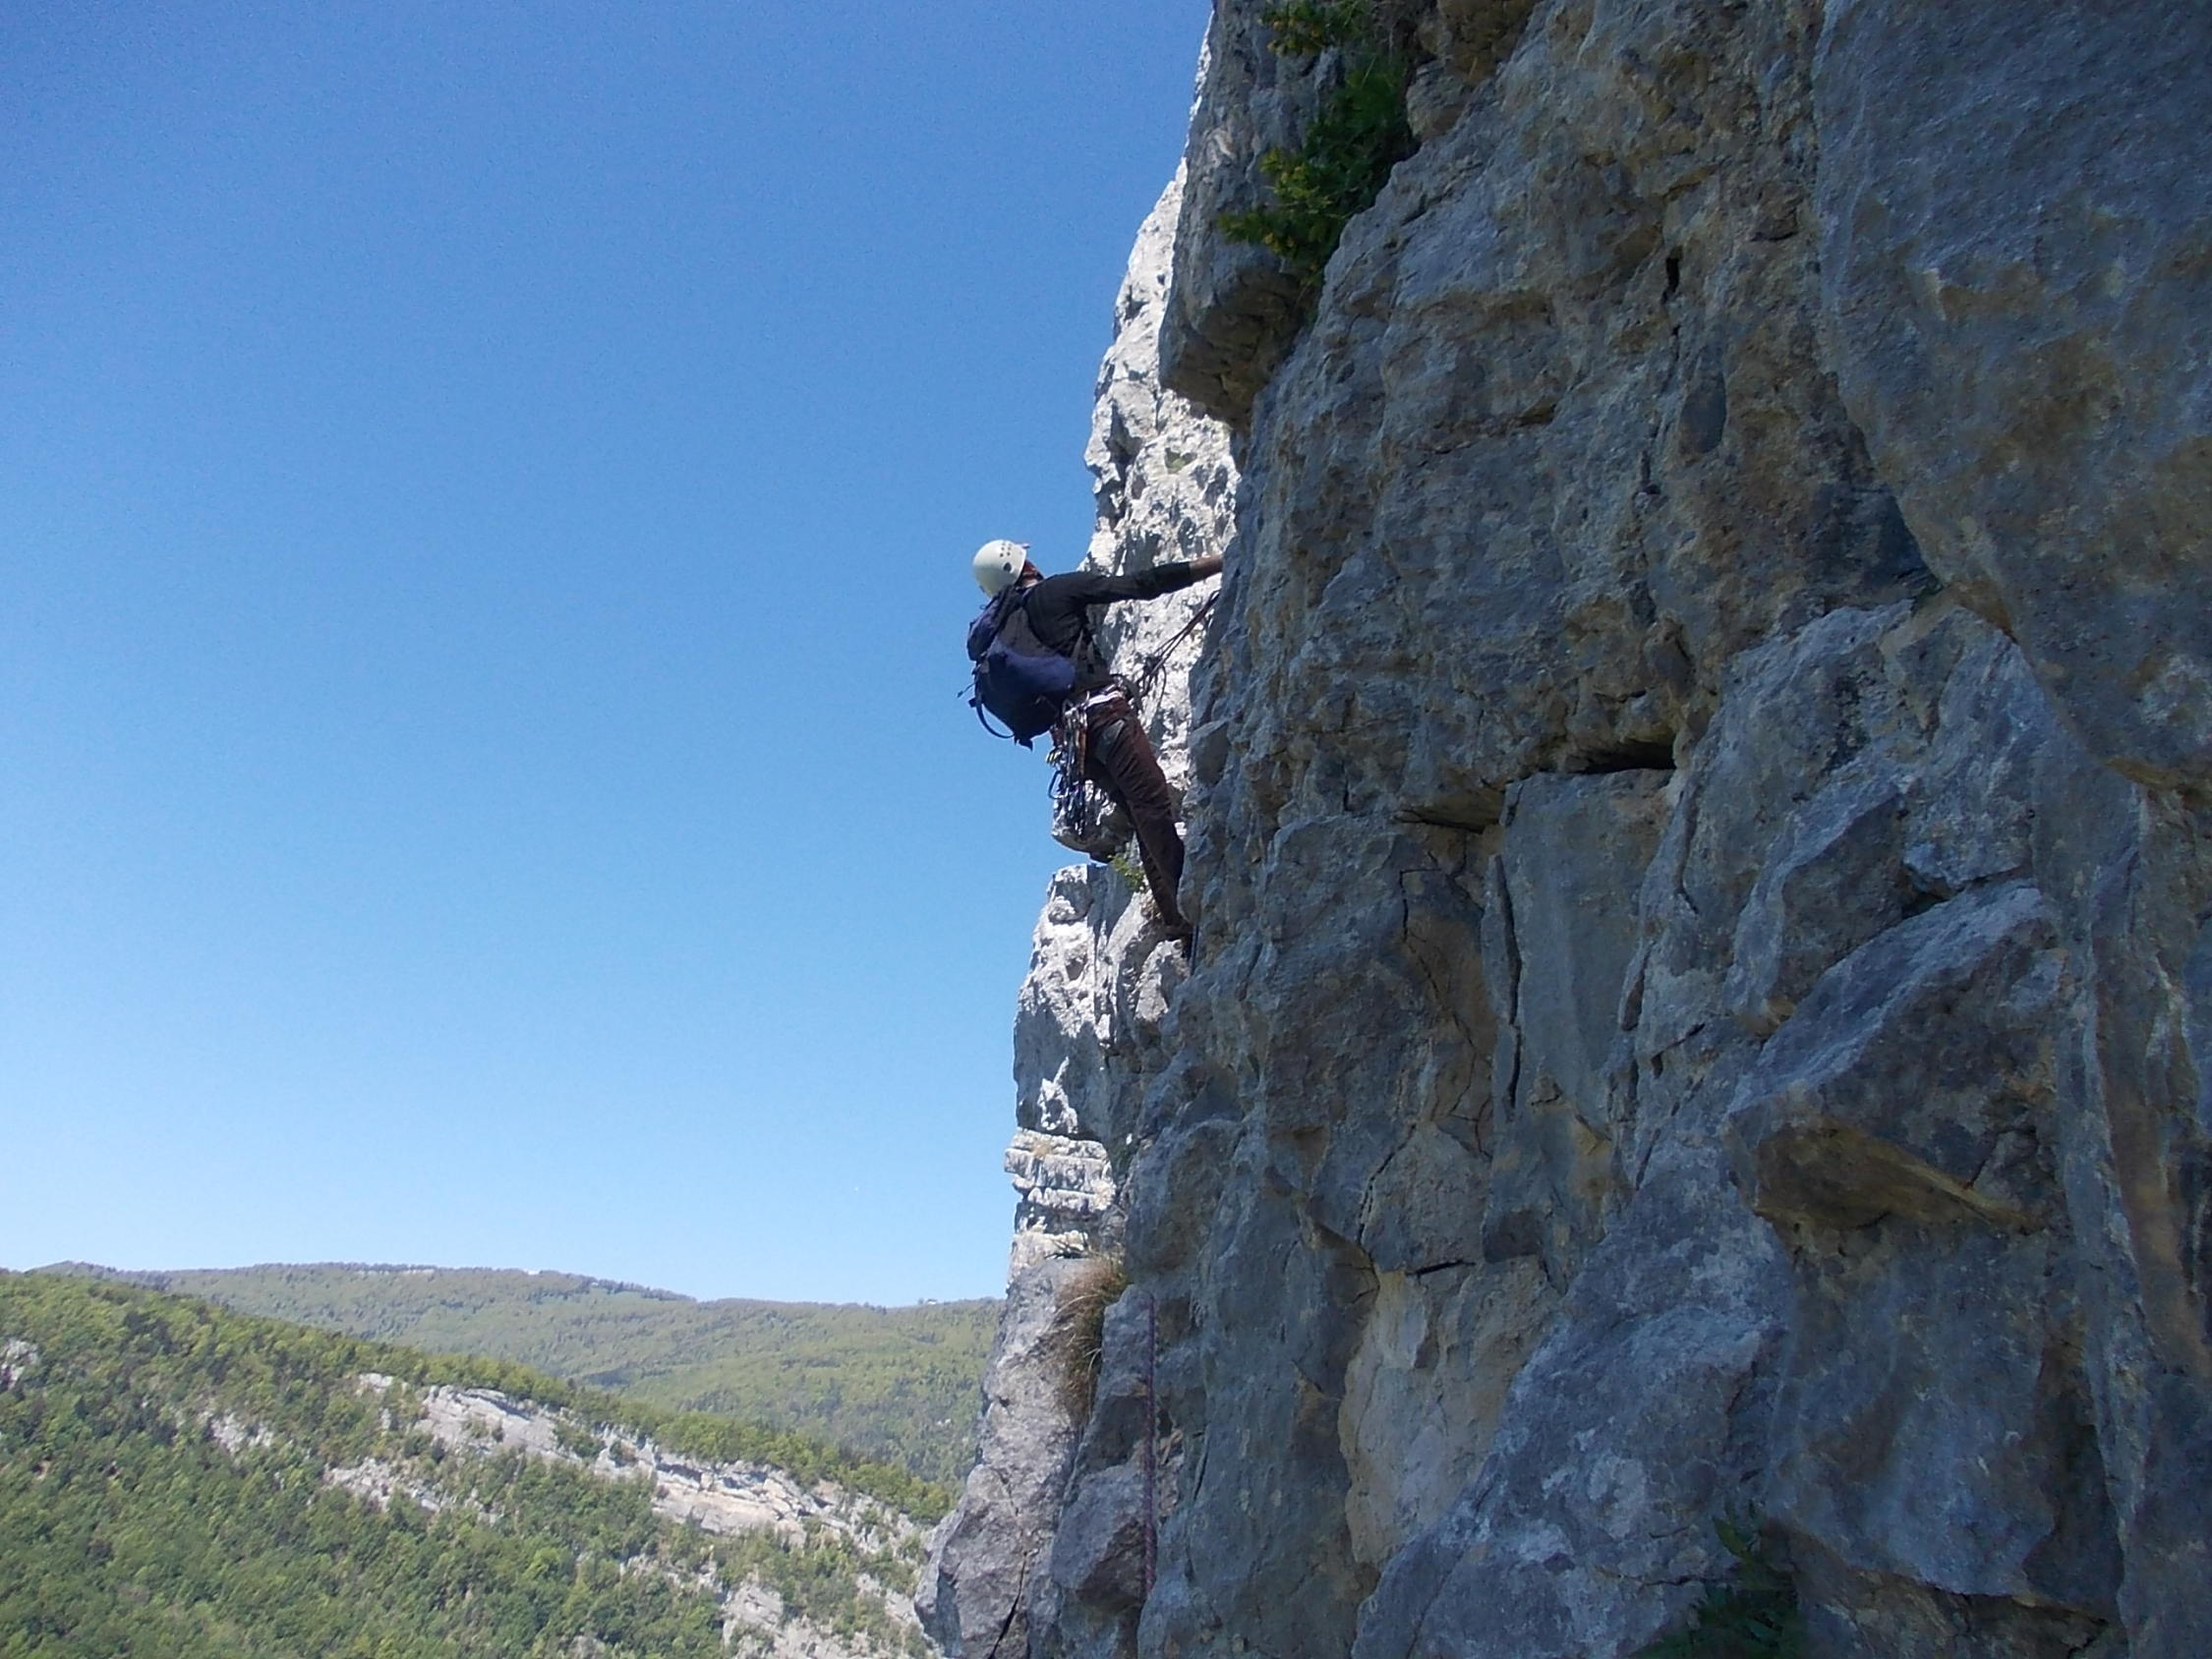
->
[334,1372,926,1654]
[930,3,2212,1656]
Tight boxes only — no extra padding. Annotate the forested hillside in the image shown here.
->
[49,1262,998,1488]
[0,1272,939,1657]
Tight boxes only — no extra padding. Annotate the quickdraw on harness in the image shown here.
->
[1047,686,1134,858]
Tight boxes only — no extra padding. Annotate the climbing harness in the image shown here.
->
[1043,590,1220,858]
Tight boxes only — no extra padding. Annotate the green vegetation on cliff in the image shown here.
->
[51,1262,997,1489]
[1220,1,1415,282]
[1639,1517,1804,1659]
[0,1272,937,1657]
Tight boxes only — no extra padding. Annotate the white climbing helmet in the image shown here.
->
[971,539,1031,596]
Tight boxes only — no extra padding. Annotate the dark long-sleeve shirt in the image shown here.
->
[1017,563,1211,687]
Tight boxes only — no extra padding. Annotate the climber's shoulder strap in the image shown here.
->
[965,587,1019,661]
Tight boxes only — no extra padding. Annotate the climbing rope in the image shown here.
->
[1143,1292,1159,1594]
[1125,591,1219,712]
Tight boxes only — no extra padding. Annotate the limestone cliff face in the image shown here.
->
[929,4,2212,1656]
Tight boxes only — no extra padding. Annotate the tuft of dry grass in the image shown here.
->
[1047,1254,1129,1422]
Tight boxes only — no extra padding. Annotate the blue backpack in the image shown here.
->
[967,589,1077,747]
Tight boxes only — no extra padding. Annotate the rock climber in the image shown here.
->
[966,539,1223,941]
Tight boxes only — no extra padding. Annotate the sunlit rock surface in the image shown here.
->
[933,3,2212,1655]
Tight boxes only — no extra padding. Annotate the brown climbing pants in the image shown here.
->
[1080,693,1188,933]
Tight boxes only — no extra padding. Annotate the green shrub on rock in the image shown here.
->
[1638,1516,1804,1659]
[1221,2,1415,283]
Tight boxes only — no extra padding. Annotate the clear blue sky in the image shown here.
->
[1,0,1209,1303]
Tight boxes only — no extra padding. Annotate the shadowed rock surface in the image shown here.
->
[929,3,2212,1655]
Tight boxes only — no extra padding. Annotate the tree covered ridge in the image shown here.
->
[49,1261,999,1490]
[0,1272,942,1658]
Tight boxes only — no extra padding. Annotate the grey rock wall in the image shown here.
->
[936,2,2212,1656]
